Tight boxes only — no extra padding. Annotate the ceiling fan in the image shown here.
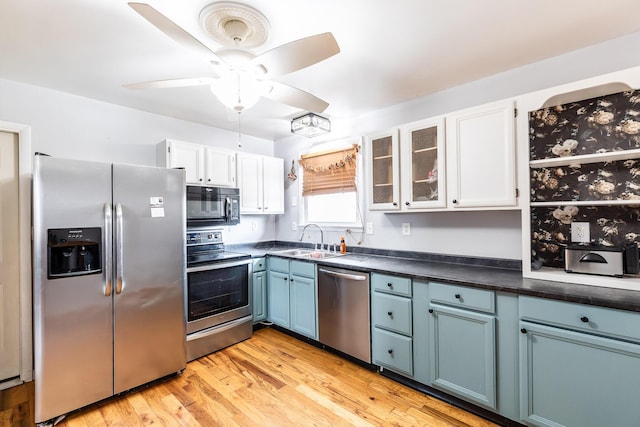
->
[125,2,340,114]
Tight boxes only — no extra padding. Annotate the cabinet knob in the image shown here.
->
[264,206,268,210]
[207,178,211,182]
[284,277,288,281]
[405,201,410,206]
[452,199,458,204]
[393,202,398,206]
[199,178,203,182]
[454,293,461,299]
[387,282,393,287]
[387,349,393,355]
[428,309,434,314]
[520,328,527,334]
[580,316,589,323]
[387,311,393,317]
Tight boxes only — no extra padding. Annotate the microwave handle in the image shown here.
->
[225,197,231,222]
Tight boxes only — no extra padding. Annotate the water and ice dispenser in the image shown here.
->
[47,227,102,278]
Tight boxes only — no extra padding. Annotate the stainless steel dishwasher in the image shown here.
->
[317,266,371,363]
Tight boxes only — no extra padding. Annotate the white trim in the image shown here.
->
[0,120,33,383]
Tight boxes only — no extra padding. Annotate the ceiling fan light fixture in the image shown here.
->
[210,69,267,112]
[291,112,331,138]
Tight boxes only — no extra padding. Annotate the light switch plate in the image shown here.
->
[291,222,297,231]
[366,222,374,235]
[402,222,411,236]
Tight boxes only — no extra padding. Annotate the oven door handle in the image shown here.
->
[186,258,252,273]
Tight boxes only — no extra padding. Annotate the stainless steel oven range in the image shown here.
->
[185,228,252,361]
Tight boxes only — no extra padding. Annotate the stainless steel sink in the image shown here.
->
[270,248,344,259]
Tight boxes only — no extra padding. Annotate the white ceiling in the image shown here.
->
[2,0,640,141]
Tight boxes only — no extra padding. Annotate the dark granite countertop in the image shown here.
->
[231,242,640,313]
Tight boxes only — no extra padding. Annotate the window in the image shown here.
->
[298,141,362,227]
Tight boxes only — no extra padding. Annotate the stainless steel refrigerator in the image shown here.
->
[32,155,187,424]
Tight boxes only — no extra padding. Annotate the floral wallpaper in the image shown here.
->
[529,90,640,268]
[529,89,640,160]
[531,205,640,268]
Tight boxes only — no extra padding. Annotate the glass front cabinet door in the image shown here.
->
[366,128,401,211]
[400,117,446,210]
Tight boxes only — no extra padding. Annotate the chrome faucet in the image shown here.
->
[299,223,324,250]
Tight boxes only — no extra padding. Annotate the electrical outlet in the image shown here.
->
[366,222,374,235]
[291,196,297,207]
[402,222,411,236]
[251,220,257,231]
[291,222,297,231]
[571,222,590,243]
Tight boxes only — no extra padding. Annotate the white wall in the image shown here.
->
[274,31,640,261]
[0,79,277,243]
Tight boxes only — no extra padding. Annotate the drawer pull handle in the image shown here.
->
[388,349,393,355]
[454,293,461,299]
[520,328,527,334]
[580,316,589,323]
[428,309,434,314]
[387,283,393,287]
[387,311,393,317]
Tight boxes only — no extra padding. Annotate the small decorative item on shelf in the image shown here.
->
[287,160,297,181]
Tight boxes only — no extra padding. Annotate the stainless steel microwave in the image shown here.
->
[186,185,240,227]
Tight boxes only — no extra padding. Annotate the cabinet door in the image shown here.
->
[237,153,263,213]
[400,117,446,209]
[267,270,289,328]
[262,156,284,214]
[252,270,267,323]
[446,100,516,208]
[366,128,400,211]
[204,147,236,187]
[520,322,640,427]
[168,140,204,184]
[290,274,317,339]
[429,304,496,409]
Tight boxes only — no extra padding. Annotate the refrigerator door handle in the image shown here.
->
[115,203,125,294]
[104,203,113,296]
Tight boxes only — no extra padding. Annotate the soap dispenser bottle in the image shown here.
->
[340,236,347,254]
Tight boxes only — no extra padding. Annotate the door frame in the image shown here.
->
[0,120,32,387]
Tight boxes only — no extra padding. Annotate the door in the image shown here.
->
[366,128,400,211]
[262,156,284,214]
[0,132,20,383]
[112,164,186,393]
[204,147,236,187]
[237,153,263,213]
[33,156,113,423]
[290,274,316,338]
[169,140,203,184]
[429,304,496,409]
[267,270,289,327]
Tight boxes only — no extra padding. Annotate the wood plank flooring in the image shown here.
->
[2,328,500,426]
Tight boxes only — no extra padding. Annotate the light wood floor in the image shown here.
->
[3,328,500,426]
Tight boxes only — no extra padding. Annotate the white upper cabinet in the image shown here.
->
[157,139,236,187]
[204,146,236,187]
[366,128,400,211]
[237,153,284,214]
[365,118,446,211]
[445,100,517,209]
[400,117,447,210]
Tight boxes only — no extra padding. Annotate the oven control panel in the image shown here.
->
[187,230,223,246]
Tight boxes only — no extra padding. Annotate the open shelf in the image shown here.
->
[530,148,640,168]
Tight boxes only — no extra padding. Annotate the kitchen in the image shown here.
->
[3,1,640,426]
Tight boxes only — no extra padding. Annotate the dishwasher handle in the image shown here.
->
[318,268,367,281]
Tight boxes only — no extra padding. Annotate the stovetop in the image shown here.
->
[186,228,250,267]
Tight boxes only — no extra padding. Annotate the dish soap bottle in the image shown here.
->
[340,236,347,254]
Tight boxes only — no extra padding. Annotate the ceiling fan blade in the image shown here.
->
[128,2,226,69]
[124,77,214,90]
[266,81,329,113]
[252,32,340,77]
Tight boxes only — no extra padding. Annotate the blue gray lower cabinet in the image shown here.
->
[252,258,267,323]
[519,296,640,427]
[266,257,317,339]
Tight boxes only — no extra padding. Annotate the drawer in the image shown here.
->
[520,296,640,343]
[372,293,412,336]
[372,328,413,376]
[371,273,412,297]
[252,257,266,272]
[268,256,289,273]
[290,260,315,278]
[429,282,495,314]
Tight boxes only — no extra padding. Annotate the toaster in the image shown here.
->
[564,244,639,277]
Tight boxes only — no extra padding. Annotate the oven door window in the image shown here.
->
[187,264,249,321]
